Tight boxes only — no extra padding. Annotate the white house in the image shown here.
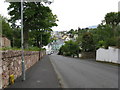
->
[65,36,71,41]
[43,44,52,55]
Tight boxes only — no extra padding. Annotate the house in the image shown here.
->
[65,36,71,41]
[74,34,78,40]
[43,44,53,55]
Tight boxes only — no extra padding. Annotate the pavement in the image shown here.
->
[7,55,60,88]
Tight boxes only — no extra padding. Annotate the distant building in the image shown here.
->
[43,44,52,54]
[62,35,68,40]
[65,36,71,41]
[52,39,64,50]
[73,34,78,41]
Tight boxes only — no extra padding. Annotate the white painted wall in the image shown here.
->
[43,44,52,54]
[118,49,120,64]
[96,47,120,64]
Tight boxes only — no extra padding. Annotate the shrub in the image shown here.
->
[116,37,120,48]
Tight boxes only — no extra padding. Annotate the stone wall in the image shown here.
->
[81,52,96,59]
[1,50,46,88]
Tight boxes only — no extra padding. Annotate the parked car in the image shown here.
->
[46,50,54,55]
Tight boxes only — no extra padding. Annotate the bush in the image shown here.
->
[1,47,21,51]
[96,40,106,49]
[116,37,120,48]
[25,47,42,51]
[0,47,44,51]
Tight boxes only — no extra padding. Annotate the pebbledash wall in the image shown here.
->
[1,50,46,88]
[96,47,120,64]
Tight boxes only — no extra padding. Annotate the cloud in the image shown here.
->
[50,0,119,31]
[0,0,119,31]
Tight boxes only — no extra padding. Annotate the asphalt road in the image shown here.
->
[49,54,118,88]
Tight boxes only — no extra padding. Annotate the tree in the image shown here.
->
[116,37,120,48]
[95,24,113,48]
[67,29,75,38]
[58,40,80,57]
[12,28,21,48]
[58,45,64,55]
[1,15,23,48]
[105,12,120,28]
[81,32,95,52]
[1,15,13,41]
[29,30,51,47]
[115,25,120,48]
[104,12,120,37]
[8,2,58,48]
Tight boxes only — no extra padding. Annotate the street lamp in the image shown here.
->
[21,0,25,81]
[20,0,54,81]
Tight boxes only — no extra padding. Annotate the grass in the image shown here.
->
[0,47,46,51]
[0,47,21,50]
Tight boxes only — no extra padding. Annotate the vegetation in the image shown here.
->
[1,1,58,51]
[1,15,13,41]
[1,7,120,53]
[7,2,58,49]
[81,32,95,52]
[0,46,45,51]
[58,40,80,57]
[59,12,120,57]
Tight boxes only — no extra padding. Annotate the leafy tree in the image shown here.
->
[115,25,120,48]
[95,24,112,48]
[12,28,21,48]
[67,29,76,38]
[105,12,120,28]
[58,45,65,55]
[81,32,95,52]
[1,15,23,48]
[115,24,120,37]
[58,40,80,57]
[116,37,120,48]
[1,15,13,41]
[104,12,120,37]
[29,30,51,47]
[8,2,58,48]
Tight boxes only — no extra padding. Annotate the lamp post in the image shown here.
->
[20,0,54,81]
[21,0,25,81]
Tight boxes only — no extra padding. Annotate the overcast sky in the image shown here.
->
[0,0,119,31]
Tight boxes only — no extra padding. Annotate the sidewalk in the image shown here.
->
[7,55,60,88]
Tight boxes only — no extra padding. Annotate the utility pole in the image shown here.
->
[20,0,54,81]
[21,0,25,81]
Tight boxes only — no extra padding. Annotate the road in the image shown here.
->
[49,54,118,88]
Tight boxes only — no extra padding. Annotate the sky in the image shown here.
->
[0,0,119,31]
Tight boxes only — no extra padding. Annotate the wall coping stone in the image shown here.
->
[1,50,39,59]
